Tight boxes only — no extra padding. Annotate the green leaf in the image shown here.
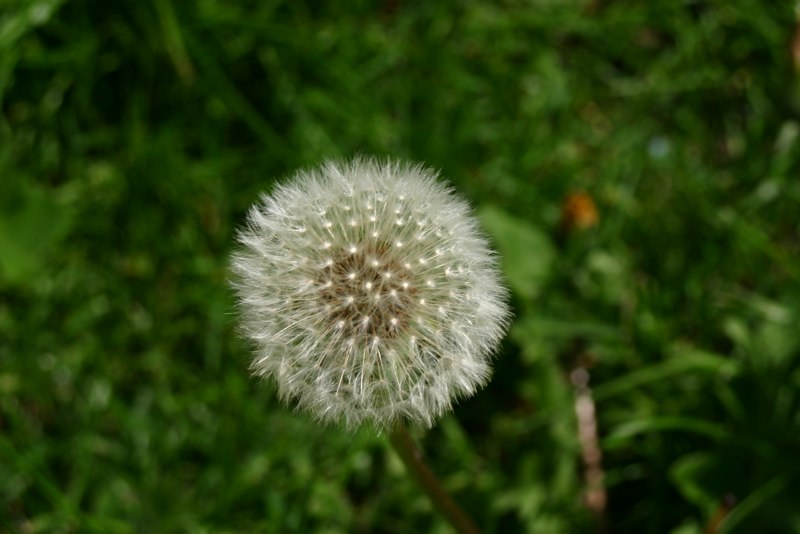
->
[593,346,738,401]
[719,474,792,534]
[478,205,555,301]
[0,179,73,284]
[670,451,731,515]
[605,414,731,444]
[0,0,66,51]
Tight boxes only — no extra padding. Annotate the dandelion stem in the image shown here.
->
[389,423,480,534]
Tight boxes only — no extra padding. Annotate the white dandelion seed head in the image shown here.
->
[231,157,511,430]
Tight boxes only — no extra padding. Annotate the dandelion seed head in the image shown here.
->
[231,157,510,430]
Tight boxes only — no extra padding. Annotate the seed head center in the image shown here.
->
[318,244,415,342]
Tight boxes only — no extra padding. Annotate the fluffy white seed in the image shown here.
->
[230,157,510,430]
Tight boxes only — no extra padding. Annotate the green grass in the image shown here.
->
[2,0,799,532]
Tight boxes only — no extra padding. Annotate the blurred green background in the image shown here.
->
[2,0,799,532]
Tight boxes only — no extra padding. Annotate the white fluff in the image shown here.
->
[231,157,510,430]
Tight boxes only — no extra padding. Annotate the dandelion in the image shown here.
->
[231,157,510,430]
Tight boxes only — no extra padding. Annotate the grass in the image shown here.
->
[2,0,799,532]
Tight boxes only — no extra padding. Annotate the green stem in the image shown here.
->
[389,423,480,534]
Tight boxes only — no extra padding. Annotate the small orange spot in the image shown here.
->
[561,191,599,232]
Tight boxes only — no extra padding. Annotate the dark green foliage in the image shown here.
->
[1,0,798,532]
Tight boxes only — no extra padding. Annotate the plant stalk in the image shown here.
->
[389,423,480,534]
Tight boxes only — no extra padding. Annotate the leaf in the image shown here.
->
[478,205,555,301]
[603,416,731,447]
[0,179,73,284]
[670,451,732,515]
[0,0,67,51]
[593,346,738,402]
[719,474,792,534]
